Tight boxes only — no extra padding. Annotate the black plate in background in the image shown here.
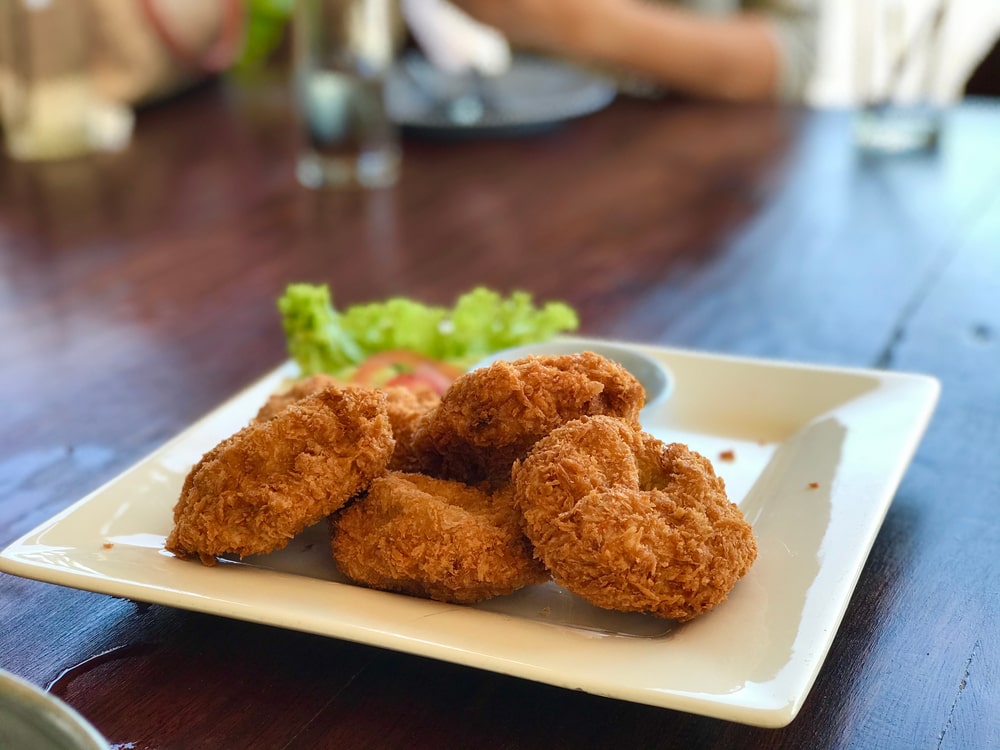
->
[386,51,617,137]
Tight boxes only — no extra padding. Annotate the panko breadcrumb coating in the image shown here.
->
[413,352,646,486]
[512,415,757,621]
[254,373,339,422]
[381,386,441,472]
[331,472,549,603]
[167,386,394,565]
[255,378,438,473]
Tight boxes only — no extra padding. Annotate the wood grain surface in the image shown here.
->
[1,79,997,749]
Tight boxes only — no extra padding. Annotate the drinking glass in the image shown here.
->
[293,0,401,189]
[853,0,949,155]
[0,0,96,161]
[0,0,134,162]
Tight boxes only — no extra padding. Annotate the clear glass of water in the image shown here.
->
[853,0,948,156]
[293,0,401,189]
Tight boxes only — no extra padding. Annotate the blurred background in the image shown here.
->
[0,0,998,195]
[810,0,1000,105]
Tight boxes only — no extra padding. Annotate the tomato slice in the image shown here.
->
[350,350,463,395]
[388,363,463,395]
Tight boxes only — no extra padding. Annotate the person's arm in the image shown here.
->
[453,0,782,101]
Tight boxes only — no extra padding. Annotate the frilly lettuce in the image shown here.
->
[278,284,579,376]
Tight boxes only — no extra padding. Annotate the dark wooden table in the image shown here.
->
[2,80,998,749]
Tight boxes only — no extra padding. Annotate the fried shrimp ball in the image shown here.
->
[167,386,394,565]
[331,472,549,604]
[513,415,757,621]
[413,352,646,486]
[381,386,441,472]
[254,373,339,422]
[254,376,439,472]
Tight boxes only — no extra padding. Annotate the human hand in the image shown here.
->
[450,0,784,102]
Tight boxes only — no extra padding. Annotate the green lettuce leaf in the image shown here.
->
[277,284,579,375]
[277,283,365,376]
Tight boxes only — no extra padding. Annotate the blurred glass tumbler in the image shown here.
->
[293,0,400,189]
[853,0,947,155]
[0,0,131,161]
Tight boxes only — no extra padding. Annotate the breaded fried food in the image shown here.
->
[167,386,394,565]
[382,386,440,472]
[512,415,757,621]
[414,352,646,485]
[254,373,339,422]
[331,472,549,603]
[254,377,438,473]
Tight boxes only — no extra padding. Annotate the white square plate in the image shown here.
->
[0,340,939,727]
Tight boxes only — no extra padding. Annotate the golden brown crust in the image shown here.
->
[413,352,646,486]
[167,350,752,622]
[382,386,440,472]
[255,378,438,474]
[330,472,549,603]
[167,386,394,564]
[512,415,757,621]
[254,373,340,422]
